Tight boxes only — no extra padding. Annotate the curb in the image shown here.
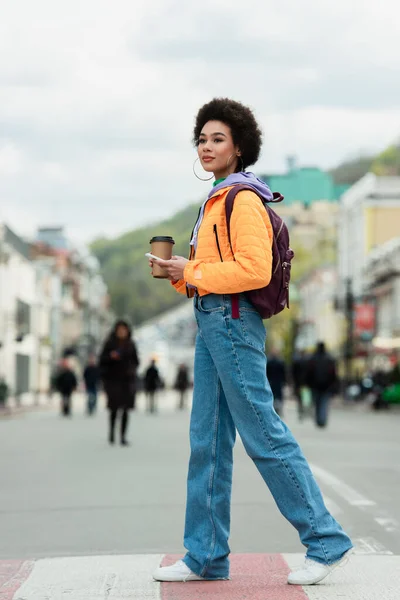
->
[0,403,51,420]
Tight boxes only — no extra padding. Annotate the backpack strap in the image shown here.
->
[225,185,256,253]
[225,185,284,251]
[224,185,284,320]
[225,185,265,320]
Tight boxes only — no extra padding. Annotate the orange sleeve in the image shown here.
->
[183,191,273,294]
[170,279,188,296]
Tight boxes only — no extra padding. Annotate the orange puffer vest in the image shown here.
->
[172,186,273,297]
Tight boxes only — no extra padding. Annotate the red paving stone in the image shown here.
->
[161,554,308,600]
[0,560,35,599]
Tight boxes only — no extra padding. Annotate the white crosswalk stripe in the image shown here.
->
[14,555,163,600]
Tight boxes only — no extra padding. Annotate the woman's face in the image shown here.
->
[116,324,129,340]
[197,120,240,180]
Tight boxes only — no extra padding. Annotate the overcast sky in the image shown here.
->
[1,0,399,243]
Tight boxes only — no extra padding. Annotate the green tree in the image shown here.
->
[90,202,201,326]
[329,156,374,185]
[371,144,400,176]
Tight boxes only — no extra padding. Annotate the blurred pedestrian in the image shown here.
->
[307,342,337,428]
[389,356,400,384]
[174,364,190,410]
[83,354,100,415]
[151,98,352,585]
[48,365,59,401]
[54,358,78,417]
[266,349,286,417]
[99,320,139,446]
[291,350,309,420]
[0,377,9,410]
[144,359,162,414]
[371,367,390,410]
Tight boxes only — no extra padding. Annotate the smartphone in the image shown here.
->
[145,252,163,261]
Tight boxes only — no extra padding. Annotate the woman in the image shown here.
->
[99,320,139,446]
[151,98,352,585]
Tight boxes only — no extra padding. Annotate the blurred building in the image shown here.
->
[31,227,113,363]
[273,200,338,251]
[335,174,400,372]
[338,174,400,298]
[364,237,400,353]
[0,224,37,401]
[259,157,341,251]
[135,301,196,387]
[0,222,112,403]
[33,256,62,394]
[296,265,343,354]
[260,156,349,206]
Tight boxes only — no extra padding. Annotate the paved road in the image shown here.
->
[1,392,399,598]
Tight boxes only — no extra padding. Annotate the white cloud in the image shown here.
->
[0,142,25,176]
[40,162,69,183]
[0,0,399,241]
[262,107,400,171]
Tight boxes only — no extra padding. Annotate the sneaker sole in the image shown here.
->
[152,569,204,582]
[153,576,205,582]
[288,547,353,586]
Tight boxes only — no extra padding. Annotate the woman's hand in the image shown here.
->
[149,255,188,281]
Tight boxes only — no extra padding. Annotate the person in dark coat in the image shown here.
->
[174,364,190,410]
[307,341,337,428]
[144,359,162,414]
[0,377,9,409]
[266,350,286,417]
[83,354,100,415]
[389,358,400,384]
[291,350,309,421]
[99,320,139,445]
[55,358,78,417]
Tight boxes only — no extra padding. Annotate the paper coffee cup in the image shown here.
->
[150,236,175,279]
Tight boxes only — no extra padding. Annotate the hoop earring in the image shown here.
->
[193,157,213,181]
[226,153,245,173]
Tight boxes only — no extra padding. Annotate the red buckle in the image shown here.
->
[231,294,240,319]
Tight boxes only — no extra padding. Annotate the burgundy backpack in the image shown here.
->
[225,185,294,320]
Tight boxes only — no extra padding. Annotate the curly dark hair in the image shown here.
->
[193,98,263,171]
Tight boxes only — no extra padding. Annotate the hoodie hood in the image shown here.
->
[190,172,274,251]
[208,171,273,202]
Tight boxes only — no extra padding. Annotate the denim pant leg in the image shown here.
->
[87,391,97,414]
[313,391,330,427]
[183,331,236,580]
[197,294,352,566]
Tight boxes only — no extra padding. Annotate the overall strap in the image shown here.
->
[231,294,240,319]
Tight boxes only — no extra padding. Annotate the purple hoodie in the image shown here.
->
[209,171,273,202]
[190,172,273,249]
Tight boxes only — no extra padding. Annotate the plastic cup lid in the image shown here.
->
[149,236,175,244]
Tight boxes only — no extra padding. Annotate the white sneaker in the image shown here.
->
[153,559,204,582]
[287,548,353,585]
